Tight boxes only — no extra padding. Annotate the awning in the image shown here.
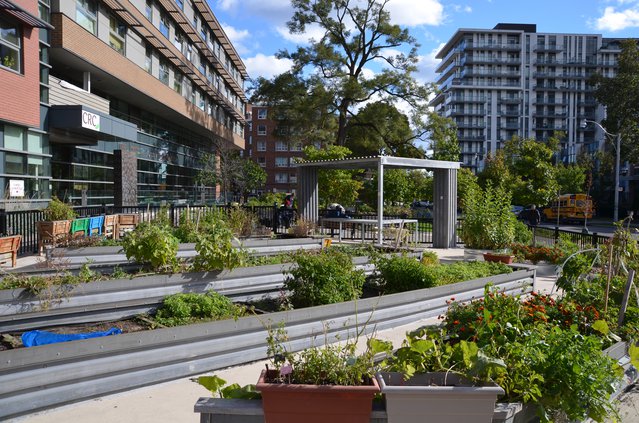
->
[48,105,138,145]
[0,0,54,29]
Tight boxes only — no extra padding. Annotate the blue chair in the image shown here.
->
[89,216,105,236]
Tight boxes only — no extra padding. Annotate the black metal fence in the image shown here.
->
[530,225,610,249]
[1,204,295,256]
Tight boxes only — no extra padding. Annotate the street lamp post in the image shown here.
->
[580,119,621,222]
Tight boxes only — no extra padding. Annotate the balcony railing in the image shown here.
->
[48,76,110,114]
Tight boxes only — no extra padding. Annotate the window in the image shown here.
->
[144,45,152,73]
[257,125,267,135]
[275,141,287,151]
[291,141,303,152]
[198,90,205,110]
[275,173,288,183]
[109,15,126,55]
[175,0,184,9]
[145,0,153,21]
[199,17,206,40]
[173,71,182,94]
[290,174,297,184]
[5,153,24,174]
[257,141,266,151]
[257,109,267,119]
[159,60,169,85]
[76,0,97,35]
[275,157,288,167]
[159,12,170,38]
[257,157,266,167]
[0,16,20,72]
[198,53,206,75]
[27,132,44,154]
[173,32,183,52]
[4,125,24,150]
[190,83,196,104]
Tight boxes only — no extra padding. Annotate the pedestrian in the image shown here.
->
[529,204,541,226]
[284,192,295,209]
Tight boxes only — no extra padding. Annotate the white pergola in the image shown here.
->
[294,156,460,248]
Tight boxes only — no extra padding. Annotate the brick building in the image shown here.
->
[0,0,247,208]
[245,104,306,195]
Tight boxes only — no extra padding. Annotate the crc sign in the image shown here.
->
[81,110,101,131]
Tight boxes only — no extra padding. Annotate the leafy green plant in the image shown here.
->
[225,206,257,238]
[173,211,199,242]
[154,291,246,326]
[120,222,179,271]
[195,375,261,399]
[264,324,392,386]
[192,218,246,272]
[284,249,365,308]
[443,286,622,422]
[375,255,512,294]
[460,183,516,250]
[512,219,532,245]
[420,251,439,266]
[43,196,76,221]
[382,326,506,384]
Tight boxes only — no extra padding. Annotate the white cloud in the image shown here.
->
[415,43,446,86]
[596,5,639,31]
[213,0,291,23]
[386,0,445,26]
[221,23,251,55]
[276,24,326,44]
[244,54,293,79]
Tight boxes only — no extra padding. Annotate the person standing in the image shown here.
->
[529,205,541,226]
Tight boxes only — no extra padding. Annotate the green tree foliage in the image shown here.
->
[501,136,559,206]
[461,183,516,250]
[591,39,639,162]
[426,112,461,162]
[235,159,267,202]
[346,102,424,157]
[555,164,587,194]
[250,72,338,145]
[303,144,362,207]
[195,151,267,203]
[280,0,434,146]
[477,151,511,189]
[457,167,479,210]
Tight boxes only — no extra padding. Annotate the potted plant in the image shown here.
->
[36,196,76,253]
[255,325,391,423]
[460,183,516,263]
[376,326,505,423]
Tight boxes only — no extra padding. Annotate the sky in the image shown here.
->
[206,0,639,86]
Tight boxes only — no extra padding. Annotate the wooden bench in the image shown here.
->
[0,235,21,267]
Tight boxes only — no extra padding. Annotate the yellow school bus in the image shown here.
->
[542,194,595,221]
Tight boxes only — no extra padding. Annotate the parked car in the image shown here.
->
[511,205,524,217]
[411,201,433,219]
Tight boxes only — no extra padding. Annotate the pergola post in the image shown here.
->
[297,167,319,224]
[377,160,384,245]
[433,168,458,248]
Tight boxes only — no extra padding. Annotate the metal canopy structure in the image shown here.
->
[294,155,460,247]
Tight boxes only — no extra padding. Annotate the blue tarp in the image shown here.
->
[21,328,122,347]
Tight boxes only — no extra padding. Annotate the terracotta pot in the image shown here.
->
[377,372,504,423]
[256,369,379,423]
[483,252,514,264]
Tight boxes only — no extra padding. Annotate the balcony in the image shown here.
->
[448,95,487,103]
[49,76,110,114]
[456,121,486,129]
[500,122,520,129]
[466,42,521,50]
[533,44,562,52]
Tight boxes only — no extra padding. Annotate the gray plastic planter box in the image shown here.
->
[377,372,505,423]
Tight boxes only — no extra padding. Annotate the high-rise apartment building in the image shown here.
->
[431,23,624,171]
[0,0,247,208]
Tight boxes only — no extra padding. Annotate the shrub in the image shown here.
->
[284,249,364,308]
[174,211,199,242]
[289,217,316,237]
[376,255,512,294]
[461,183,516,250]
[154,291,246,326]
[511,243,563,264]
[226,206,257,237]
[43,196,76,221]
[121,222,179,271]
[192,217,246,272]
[375,255,437,293]
[420,251,439,266]
[513,219,533,245]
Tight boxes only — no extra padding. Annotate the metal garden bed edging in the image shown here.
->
[0,269,534,420]
[0,257,376,332]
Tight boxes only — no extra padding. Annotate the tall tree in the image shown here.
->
[346,102,423,157]
[426,112,461,162]
[591,39,639,162]
[250,72,337,146]
[477,151,511,189]
[233,159,267,202]
[280,0,433,146]
[555,164,587,194]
